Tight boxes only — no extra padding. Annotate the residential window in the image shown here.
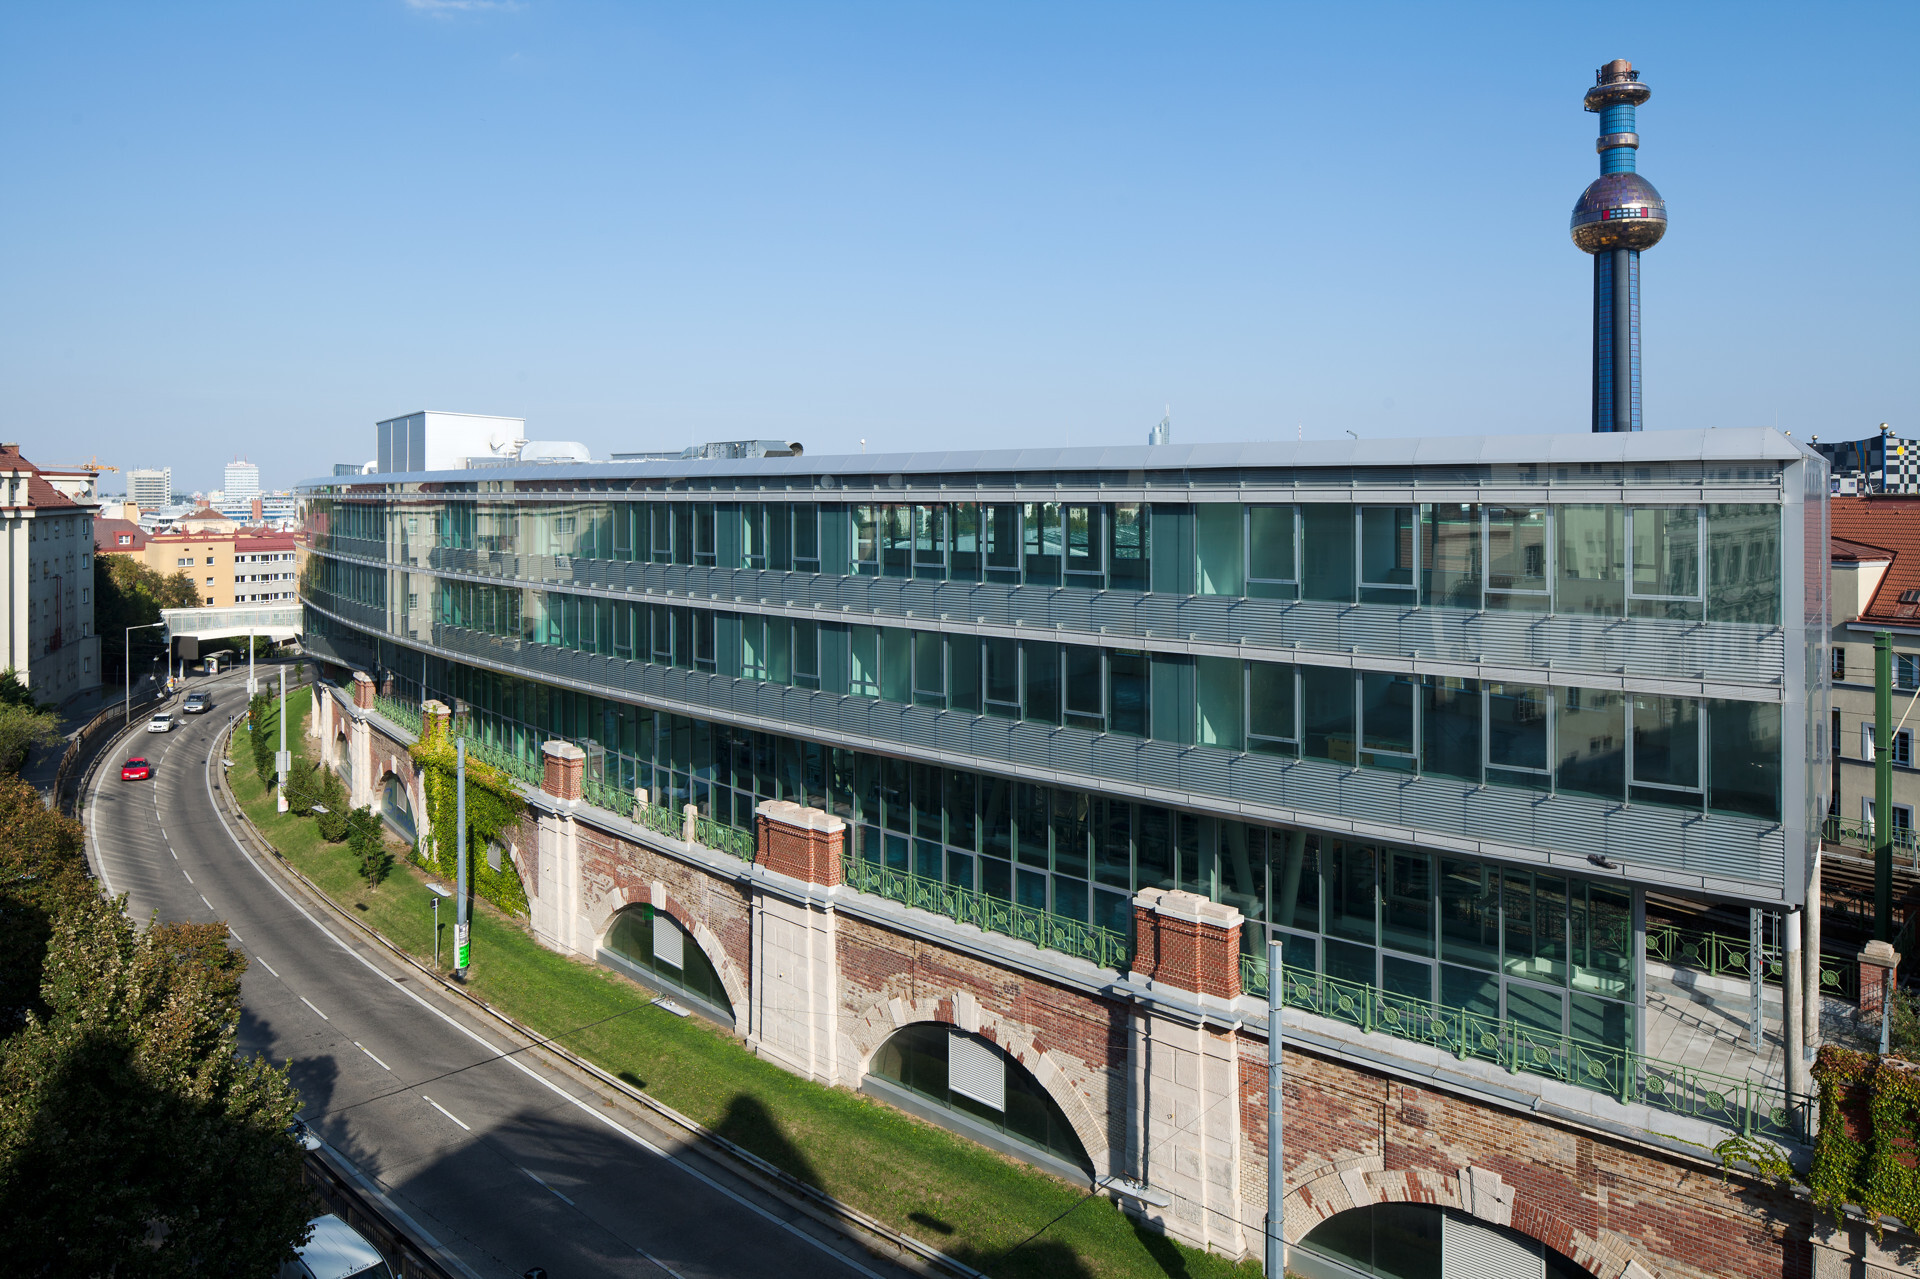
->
[1833,648,1846,681]
[1899,654,1920,691]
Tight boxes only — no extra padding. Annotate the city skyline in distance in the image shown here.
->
[0,3,1913,485]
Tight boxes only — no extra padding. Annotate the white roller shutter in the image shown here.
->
[947,1032,1005,1112]
[652,916,684,969]
[1442,1214,1542,1279]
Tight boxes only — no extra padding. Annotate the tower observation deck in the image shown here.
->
[1572,59,1667,433]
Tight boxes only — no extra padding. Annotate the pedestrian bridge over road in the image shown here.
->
[161,604,302,644]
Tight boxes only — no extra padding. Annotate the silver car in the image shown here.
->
[146,712,174,734]
[277,1213,391,1279]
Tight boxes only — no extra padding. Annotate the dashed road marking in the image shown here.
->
[199,894,213,911]
[518,1164,575,1206]
[299,996,329,1021]
[257,957,279,977]
[424,1095,470,1131]
[354,1041,392,1071]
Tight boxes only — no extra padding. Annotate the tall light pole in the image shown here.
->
[276,663,289,813]
[125,622,164,724]
[454,737,470,977]
[1266,937,1285,1278]
[248,624,256,696]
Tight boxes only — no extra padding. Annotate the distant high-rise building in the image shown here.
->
[224,459,261,503]
[127,467,172,512]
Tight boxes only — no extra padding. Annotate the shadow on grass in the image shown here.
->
[1130,1211,1193,1278]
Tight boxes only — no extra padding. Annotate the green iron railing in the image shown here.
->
[582,776,635,818]
[1239,954,1806,1140]
[842,852,1133,971]
[1823,816,1920,864]
[1646,922,1859,1001]
[576,775,755,861]
[696,815,756,862]
[372,694,422,737]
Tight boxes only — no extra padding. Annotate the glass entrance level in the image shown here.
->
[1295,1203,1595,1279]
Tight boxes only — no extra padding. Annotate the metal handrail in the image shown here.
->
[1645,922,1859,1001]
[372,694,422,736]
[1239,953,1806,1140]
[840,852,1132,970]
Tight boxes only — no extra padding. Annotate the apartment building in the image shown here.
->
[0,444,101,703]
[298,428,1829,1276]
[100,516,299,608]
[1828,495,1920,844]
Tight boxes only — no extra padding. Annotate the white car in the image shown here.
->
[146,712,174,734]
[277,1213,391,1279]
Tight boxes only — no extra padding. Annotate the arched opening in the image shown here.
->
[1293,1202,1596,1279]
[380,773,416,842]
[865,1024,1091,1179]
[599,906,734,1024]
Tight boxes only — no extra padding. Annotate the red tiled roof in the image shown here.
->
[0,443,80,510]
[1831,495,1920,624]
[94,517,147,552]
[1832,535,1894,563]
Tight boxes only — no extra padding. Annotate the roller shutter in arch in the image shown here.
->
[652,915,684,969]
[947,1032,1005,1112]
[1442,1213,1542,1279]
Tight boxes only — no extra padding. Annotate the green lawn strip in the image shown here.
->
[227,689,1259,1279]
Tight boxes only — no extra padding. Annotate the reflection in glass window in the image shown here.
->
[1110,504,1149,591]
[1247,504,1296,599]
[1706,503,1781,625]
[1556,686,1625,801]
[1419,503,1479,609]
[1557,504,1625,616]
[1301,505,1356,602]
[602,907,734,1018]
[1248,661,1297,755]
[1195,504,1245,596]
[1486,505,1550,610]
[1707,698,1783,821]
[1630,506,1703,620]
[1487,682,1549,787]
[1359,506,1416,603]
[1420,676,1481,782]
[1631,694,1701,807]
[869,1024,1092,1171]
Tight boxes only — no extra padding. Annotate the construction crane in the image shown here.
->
[44,457,118,472]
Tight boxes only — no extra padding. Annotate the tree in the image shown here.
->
[348,808,393,887]
[95,556,201,682]
[0,899,309,1275]
[0,703,63,775]
[0,775,311,1273]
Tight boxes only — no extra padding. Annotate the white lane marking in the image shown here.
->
[518,1164,577,1207]
[198,728,890,1279]
[229,927,244,944]
[200,894,214,911]
[181,868,192,884]
[170,849,178,860]
[257,956,280,978]
[423,1095,470,1131]
[299,996,330,1021]
[354,1041,392,1071]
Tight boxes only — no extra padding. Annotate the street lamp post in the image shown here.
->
[428,882,453,970]
[454,738,470,977]
[276,663,289,812]
[125,622,165,724]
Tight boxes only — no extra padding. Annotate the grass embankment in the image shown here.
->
[231,688,1264,1279]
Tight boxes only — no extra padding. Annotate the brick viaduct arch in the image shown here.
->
[847,995,1113,1177]
[593,885,751,1020]
[1283,1160,1663,1279]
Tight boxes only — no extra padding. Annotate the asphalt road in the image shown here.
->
[86,669,912,1279]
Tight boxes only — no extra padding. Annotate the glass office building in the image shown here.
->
[296,429,1826,1058]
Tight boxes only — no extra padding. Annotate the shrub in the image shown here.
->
[348,808,392,887]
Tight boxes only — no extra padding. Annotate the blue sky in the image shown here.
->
[0,2,1912,493]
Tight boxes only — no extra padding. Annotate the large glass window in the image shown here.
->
[1064,504,1103,587]
[1248,661,1297,755]
[1420,676,1480,782]
[1301,504,1355,602]
[602,906,734,1018]
[1419,504,1479,609]
[1486,505,1550,611]
[1630,694,1701,808]
[1195,504,1245,596]
[1707,698,1782,820]
[1555,686,1625,801]
[1301,666,1357,763]
[1023,502,1062,586]
[1196,657,1244,749]
[1486,682,1549,788]
[1557,505,1624,616]
[1706,503,1781,625]
[1110,504,1149,591]
[1108,649,1148,737]
[869,1024,1091,1171]
[1359,671,1416,770]
[1247,504,1297,599]
[1359,506,1416,604]
[1630,506,1703,620]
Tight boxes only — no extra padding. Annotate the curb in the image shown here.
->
[211,718,991,1279]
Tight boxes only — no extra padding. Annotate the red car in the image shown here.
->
[121,757,152,781]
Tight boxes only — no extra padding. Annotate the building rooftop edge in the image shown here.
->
[295,426,1813,492]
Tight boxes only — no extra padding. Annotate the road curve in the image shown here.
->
[86,668,911,1279]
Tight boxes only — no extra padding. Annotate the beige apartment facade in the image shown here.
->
[0,444,101,704]
[1829,495,1920,845]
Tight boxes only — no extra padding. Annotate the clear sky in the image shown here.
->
[1,2,1913,493]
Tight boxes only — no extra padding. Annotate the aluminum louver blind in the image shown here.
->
[652,916,684,969]
[947,1032,1005,1112]
[1442,1214,1542,1279]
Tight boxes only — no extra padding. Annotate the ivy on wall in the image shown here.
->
[1810,1044,1920,1231]
[408,718,529,916]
